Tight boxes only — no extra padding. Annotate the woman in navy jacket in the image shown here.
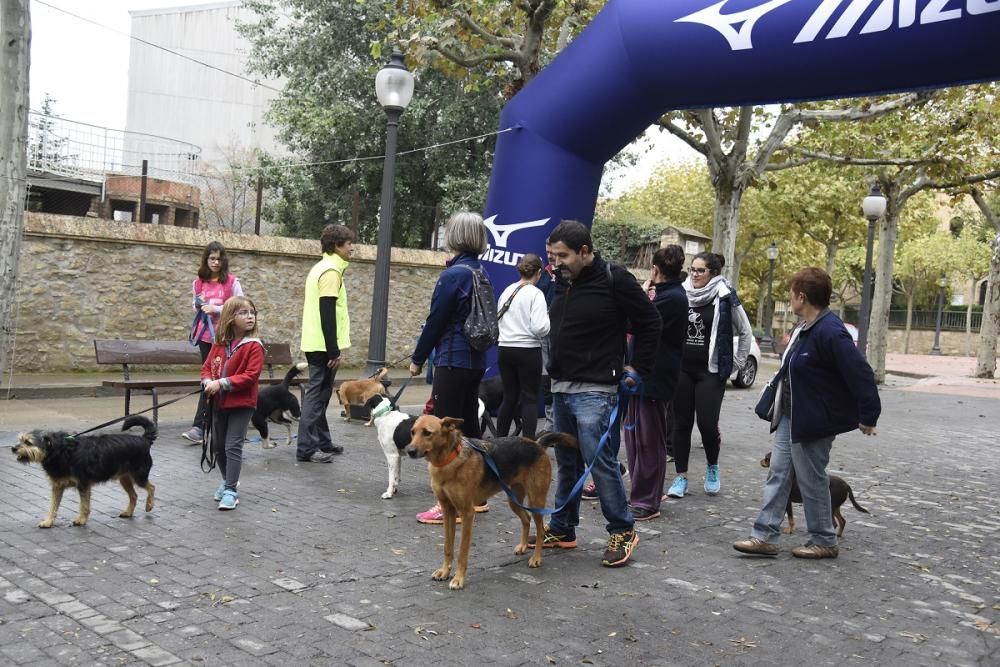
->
[409,211,491,524]
[735,267,880,560]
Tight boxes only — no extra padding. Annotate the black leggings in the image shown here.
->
[497,346,543,439]
[672,367,725,473]
[432,366,484,438]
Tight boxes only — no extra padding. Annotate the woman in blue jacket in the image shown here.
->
[409,211,491,524]
[734,267,880,559]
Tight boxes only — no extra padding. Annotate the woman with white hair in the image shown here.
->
[409,211,493,524]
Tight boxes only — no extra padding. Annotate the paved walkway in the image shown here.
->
[1,369,998,665]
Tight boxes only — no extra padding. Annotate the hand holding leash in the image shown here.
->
[409,362,422,376]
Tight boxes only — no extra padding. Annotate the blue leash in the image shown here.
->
[188,302,215,346]
[472,371,640,516]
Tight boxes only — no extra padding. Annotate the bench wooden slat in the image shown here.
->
[94,340,294,367]
[102,377,307,390]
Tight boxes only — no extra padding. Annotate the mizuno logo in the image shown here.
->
[675,0,999,51]
[675,0,795,50]
[482,215,550,248]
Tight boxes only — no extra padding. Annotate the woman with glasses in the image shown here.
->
[665,252,753,500]
[183,241,243,444]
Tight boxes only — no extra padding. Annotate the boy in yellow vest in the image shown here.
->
[297,224,354,463]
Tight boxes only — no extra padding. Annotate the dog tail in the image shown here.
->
[282,362,308,390]
[535,432,578,450]
[847,486,869,514]
[122,415,157,444]
[373,367,388,381]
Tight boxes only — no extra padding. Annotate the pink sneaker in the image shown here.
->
[416,502,489,524]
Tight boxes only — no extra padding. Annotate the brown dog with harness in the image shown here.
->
[406,415,577,590]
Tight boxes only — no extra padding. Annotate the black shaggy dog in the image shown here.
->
[11,415,157,528]
[252,362,307,448]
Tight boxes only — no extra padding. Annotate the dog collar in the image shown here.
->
[371,404,393,419]
[432,443,462,467]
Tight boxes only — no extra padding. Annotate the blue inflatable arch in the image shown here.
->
[479,0,1000,288]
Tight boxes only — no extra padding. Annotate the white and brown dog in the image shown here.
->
[364,395,417,499]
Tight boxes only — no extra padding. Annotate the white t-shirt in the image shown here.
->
[497,281,550,348]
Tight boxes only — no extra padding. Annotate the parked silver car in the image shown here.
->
[730,335,761,388]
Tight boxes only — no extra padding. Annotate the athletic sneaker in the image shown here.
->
[733,537,779,556]
[629,506,660,521]
[181,427,203,444]
[704,464,721,495]
[601,530,639,567]
[527,526,577,549]
[218,490,238,510]
[213,480,239,501]
[666,475,688,498]
[416,502,489,524]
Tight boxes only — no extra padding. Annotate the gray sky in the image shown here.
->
[28,0,695,196]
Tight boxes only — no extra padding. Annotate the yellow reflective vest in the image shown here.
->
[300,253,350,353]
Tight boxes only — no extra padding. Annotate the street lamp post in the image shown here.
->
[761,242,779,354]
[365,50,414,377]
[858,183,887,360]
[930,276,947,356]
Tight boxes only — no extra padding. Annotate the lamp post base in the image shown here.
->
[929,346,942,356]
[760,335,773,355]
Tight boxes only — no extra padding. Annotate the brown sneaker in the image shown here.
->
[733,537,779,556]
[601,530,639,567]
[527,526,577,549]
[791,543,838,559]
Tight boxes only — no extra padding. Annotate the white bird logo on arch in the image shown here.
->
[675,0,795,51]
[482,215,550,248]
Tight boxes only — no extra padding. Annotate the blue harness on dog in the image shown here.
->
[468,371,640,516]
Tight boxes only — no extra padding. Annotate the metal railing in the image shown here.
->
[841,306,982,332]
[27,111,202,184]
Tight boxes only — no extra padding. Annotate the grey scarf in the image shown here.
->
[684,275,727,307]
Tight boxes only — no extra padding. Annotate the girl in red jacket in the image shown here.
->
[201,296,264,510]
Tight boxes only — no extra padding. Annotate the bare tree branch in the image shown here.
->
[793,90,936,123]
[655,118,708,157]
[431,44,521,68]
[923,169,1000,192]
[786,147,942,167]
[970,187,1000,233]
[696,109,726,165]
[454,10,516,49]
[765,157,816,172]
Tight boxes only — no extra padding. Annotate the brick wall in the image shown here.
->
[9,213,450,372]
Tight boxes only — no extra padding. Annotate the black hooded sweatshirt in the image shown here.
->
[547,255,661,386]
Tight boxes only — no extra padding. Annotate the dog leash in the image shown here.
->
[470,371,640,516]
[389,374,414,406]
[68,388,203,439]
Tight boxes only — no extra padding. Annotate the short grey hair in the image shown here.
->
[445,211,488,255]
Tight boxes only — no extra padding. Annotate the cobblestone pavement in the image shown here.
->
[1,387,997,666]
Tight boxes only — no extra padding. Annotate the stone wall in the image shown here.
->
[9,213,450,372]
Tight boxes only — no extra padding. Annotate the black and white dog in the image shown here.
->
[364,395,417,499]
[252,362,308,449]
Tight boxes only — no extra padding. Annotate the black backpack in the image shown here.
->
[456,265,499,352]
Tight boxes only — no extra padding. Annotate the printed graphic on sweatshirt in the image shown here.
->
[687,308,706,347]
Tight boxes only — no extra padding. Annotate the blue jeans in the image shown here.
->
[751,416,837,547]
[550,391,633,535]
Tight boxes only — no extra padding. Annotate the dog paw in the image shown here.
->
[262,442,277,450]
[448,576,465,590]
[37,519,54,529]
[118,511,134,518]
[513,543,528,555]
[431,567,450,581]
[145,501,154,512]
[71,518,87,527]
[380,490,395,499]
[528,555,542,568]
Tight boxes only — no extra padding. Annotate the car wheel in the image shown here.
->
[732,357,757,388]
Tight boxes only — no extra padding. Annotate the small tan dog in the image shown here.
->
[406,415,577,590]
[336,368,388,425]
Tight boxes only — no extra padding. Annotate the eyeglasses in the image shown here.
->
[207,257,222,263]
[690,268,709,275]
[235,310,257,318]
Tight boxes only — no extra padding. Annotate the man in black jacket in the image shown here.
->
[530,220,661,567]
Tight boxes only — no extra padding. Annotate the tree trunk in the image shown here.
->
[904,294,913,355]
[755,279,767,329]
[712,180,744,284]
[974,231,1000,378]
[0,0,30,380]
[869,205,901,383]
[965,300,973,357]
